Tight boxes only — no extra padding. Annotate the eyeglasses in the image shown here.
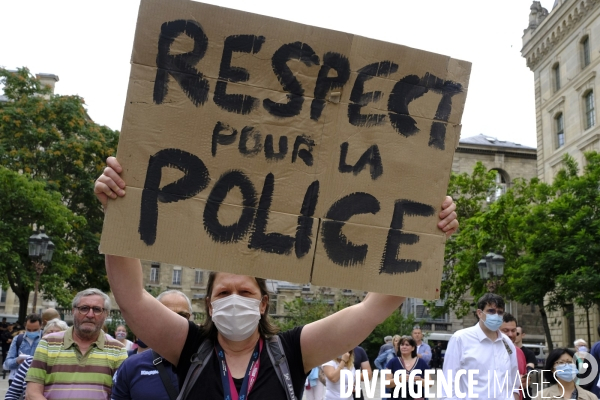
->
[177,311,191,320]
[482,308,504,316]
[74,306,105,315]
[554,360,575,367]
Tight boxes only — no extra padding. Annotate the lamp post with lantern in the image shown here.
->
[28,230,55,313]
[477,252,505,293]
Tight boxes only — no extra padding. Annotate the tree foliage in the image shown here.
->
[0,67,119,306]
[0,167,84,321]
[434,153,600,351]
[429,162,498,317]
[274,294,417,362]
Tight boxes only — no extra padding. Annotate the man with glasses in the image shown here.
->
[112,290,193,400]
[25,288,128,399]
[441,293,520,400]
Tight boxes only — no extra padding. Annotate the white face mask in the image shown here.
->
[211,294,262,341]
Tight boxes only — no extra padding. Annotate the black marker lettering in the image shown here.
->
[388,73,463,150]
[295,180,320,258]
[264,42,320,118]
[387,74,428,138]
[380,199,435,274]
[249,173,295,254]
[139,149,210,245]
[211,121,238,156]
[428,76,462,150]
[214,35,265,114]
[154,20,209,106]
[348,61,398,127]
[203,170,257,243]
[291,135,315,166]
[264,135,288,161]
[338,142,383,180]
[238,126,262,156]
[311,52,350,121]
[321,193,380,266]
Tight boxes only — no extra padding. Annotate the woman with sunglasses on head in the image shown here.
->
[323,350,355,399]
[384,336,430,399]
[532,348,596,399]
[94,157,459,400]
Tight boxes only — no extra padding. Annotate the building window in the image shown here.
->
[269,300,277,315]
[585,90,595,129]
[555,113,565,148]
[172,268,182,286]
[552,63,561,92]
[582,36,591,68]
[0,289,6,303]
[149,262,160,284]
[487,169,508,203]
[194,270,203,286]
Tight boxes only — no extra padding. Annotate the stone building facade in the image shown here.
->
[521,0,600,347]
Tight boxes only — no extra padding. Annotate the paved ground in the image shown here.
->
[0,374,9,397]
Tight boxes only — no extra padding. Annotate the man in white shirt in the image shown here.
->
[441,293,520,400]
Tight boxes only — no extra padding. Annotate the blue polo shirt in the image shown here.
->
[112,350,179,400]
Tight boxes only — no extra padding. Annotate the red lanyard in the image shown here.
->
[215,338,263,400]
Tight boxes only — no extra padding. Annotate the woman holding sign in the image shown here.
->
[94,156,458,400]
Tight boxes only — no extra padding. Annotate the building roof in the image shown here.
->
[459,134,536,150]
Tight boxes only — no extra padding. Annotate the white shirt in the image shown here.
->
[441,323,519,400]
[323,360,355,400]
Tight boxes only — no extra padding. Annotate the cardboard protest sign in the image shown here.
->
[100,0,471,299]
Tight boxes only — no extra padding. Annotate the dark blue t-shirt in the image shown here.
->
[112,349,179,400]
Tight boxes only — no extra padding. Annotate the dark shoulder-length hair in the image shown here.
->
[398,336,418,358]
[202,272,280,340]
[544,348,575,385]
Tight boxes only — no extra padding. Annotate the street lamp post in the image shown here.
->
[28,230,55,314]
[478,252,505,293]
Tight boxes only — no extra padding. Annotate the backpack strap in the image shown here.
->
[152,350,178,400]
[265,335,297,400]
[176,339,213,400]
[15,334,24,354]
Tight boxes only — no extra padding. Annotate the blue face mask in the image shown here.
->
[482,313,503,331]
[25,331,39,340]
[555,364,578,382]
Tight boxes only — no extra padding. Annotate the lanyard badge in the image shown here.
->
[216,338,263,400]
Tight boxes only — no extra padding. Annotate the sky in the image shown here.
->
[1,0,557,149]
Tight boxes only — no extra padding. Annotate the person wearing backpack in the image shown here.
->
[94,157,459,400]
[3,314,42,386]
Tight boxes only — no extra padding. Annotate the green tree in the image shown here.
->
[275,295,352,332]
[275,293,417,363]
[544,153,600,346]
[0,167,84,322]
[360,310,417,362]
[428,162,498,317]
[430,161,560,349]
[0,67,119,296]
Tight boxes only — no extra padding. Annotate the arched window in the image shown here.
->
[487,168,509,202]
[584,90,595,130]
[581,35,591,68]
[555,113,565,148]
[552,63,561,92]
